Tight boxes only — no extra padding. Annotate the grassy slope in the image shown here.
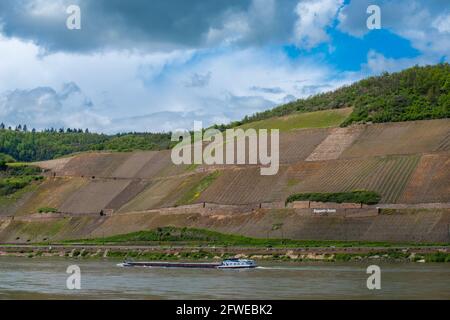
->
[237,107,352,131]
[176,171,221,205]
[64,226,447,247]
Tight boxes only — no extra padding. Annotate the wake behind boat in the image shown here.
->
[118,258,257,269]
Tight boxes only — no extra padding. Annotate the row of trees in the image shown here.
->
[0,123,90,134]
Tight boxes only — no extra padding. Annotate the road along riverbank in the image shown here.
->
[1,244,449,263]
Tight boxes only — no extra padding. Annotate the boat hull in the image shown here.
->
[119,259,258,269]
[217,265,257,269]
[122,261,221,269]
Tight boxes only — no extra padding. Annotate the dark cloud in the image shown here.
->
[0,0,299,53]
[295,84,332,96]
[250,86,284,94]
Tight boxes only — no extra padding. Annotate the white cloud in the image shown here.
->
[338,0,450,58]
[0,33,354,133]
[293,0,344,49]
[432,13,450,33]
[362,50,437,74]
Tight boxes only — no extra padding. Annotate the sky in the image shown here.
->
[0,0,448,133]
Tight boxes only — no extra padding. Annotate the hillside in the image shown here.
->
[0,64,448,244]
[0,64,448,163]
[0,117,448,243]
[220,63,449,129]
[0,118,448,215]
[237,107,352,131]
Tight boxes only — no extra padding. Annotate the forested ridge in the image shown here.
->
[215,63,450,129]
[0,130,172,162]
[0,63,448,162]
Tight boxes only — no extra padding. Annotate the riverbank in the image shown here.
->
[2,226,450,263]
[2,207,449,244]
[1,243,449,263]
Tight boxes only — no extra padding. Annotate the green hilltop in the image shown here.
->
[218,63,449,129]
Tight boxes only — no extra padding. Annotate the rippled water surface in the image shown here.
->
[0,257,449,299]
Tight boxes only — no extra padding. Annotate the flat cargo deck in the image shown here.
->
[121,261,222,268]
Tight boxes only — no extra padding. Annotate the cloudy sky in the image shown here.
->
[0,0,448,133]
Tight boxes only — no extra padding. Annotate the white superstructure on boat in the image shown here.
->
[217,259,257,269]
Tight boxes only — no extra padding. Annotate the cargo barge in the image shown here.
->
[118,258,257,269]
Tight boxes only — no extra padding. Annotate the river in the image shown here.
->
[0,257,449,299]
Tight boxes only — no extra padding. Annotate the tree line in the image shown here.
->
[0,123,90,134]
[0,129,173,162]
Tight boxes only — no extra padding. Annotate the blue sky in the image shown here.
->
[0,0,448,133]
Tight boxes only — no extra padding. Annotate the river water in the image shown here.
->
[0,257,449,299]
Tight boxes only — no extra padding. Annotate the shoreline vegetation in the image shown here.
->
[1,245,448,263]
[1,227,449,263]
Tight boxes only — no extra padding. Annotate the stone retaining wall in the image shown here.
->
[288,201,363,209]
[1,208,448,243]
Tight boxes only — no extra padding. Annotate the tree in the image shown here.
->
[0,159,6,171]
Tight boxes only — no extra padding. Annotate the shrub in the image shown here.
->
[286,190,381,205]
[6,165,41,176]
[38,207,58,213]
[0,177,32,195]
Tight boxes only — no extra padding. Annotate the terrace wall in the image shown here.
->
[1,208,448,243]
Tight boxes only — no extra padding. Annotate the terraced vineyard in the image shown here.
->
[59,152,130,178]
[435,130,450,152]
[340,119,450,159]
[59,179,131,214]
[117,172,209,212]
[306,126,363,161]
[56,150,190,180]
[399,153,450,204]
[105,180,150,211]
[278,129,329,164]
[1,119,447,218]
[11,177,87,216]
[286,155,421,203]
[197,167,289,204]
